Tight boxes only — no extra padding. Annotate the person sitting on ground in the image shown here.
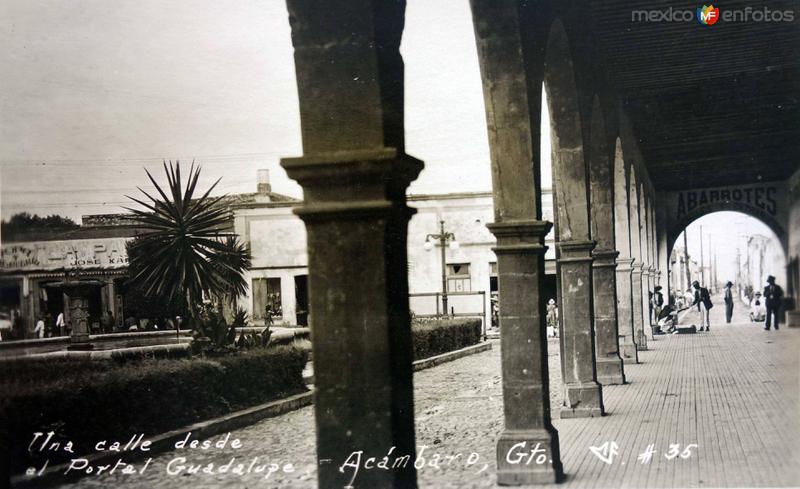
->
[750,291,766,322]
[656,303,676,334]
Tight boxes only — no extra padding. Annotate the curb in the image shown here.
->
[412,340,492,371]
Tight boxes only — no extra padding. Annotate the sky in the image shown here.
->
[1,0,557,222]
[676,212,784,285]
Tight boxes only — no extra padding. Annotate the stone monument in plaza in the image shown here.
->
[51,270,102,350]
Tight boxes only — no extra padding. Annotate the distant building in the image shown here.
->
[0,169,292,338]
[232,189,558,327]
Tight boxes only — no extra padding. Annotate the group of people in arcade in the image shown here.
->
[653,275,784,334]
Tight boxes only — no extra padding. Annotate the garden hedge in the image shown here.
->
[412,317,483,360]
[1,345,308,475]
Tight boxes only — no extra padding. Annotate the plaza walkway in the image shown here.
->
[53,297,799,489]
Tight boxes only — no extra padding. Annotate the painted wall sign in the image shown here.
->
[663,182,790,252]
[675,184,779,219]
[0,238,130,272]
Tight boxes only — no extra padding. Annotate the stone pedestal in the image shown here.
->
[592,250,625,385]
[788,310,800,328]
[60,281,101,351]
[631,263,648,351]
[557,240,604,418]
[488,221,564,485]
[615,257,639,363]
[283,149,422,489]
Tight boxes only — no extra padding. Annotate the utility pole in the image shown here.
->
[700,225,705,285]
[736,248,741,297]
[683,230,691,290]
[712,238,717,293]
[424,220,458,316]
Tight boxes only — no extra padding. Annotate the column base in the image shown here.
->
[596,357,625,385]
[636,331,648,350]
[787,310,800,328]
[560,382,604,418]
[496,429,564,485]
[619,339,639,364]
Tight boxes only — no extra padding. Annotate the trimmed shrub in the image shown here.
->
[412,318,482,360]
[1,345,308,475]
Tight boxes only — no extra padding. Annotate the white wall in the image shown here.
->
[234,191,556,326]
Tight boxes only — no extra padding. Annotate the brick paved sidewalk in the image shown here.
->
[50,299,799,489]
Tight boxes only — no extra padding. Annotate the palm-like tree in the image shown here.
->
[125,161,250,313]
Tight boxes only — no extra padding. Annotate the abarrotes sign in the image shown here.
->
[663,182,789,246]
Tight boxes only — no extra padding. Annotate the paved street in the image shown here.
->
[50,297,799,488]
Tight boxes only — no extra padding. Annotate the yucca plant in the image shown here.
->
[125,161,250,317]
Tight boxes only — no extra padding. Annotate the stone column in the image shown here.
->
[647,266,656,326]
[612,139,638,363]
[632,263,648,350]
[558,241,605,417]
[470,0,563,483]
[616,257,639,362]
[593,250,626,384]
[281,2,421,487]
[488,222,563,484]
[588,103,625,386]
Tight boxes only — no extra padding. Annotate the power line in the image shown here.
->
[1,152,288,166]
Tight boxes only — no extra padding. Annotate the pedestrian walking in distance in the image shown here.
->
[724,281,734,324]
[692,281,713,331]
[763,275,784,331]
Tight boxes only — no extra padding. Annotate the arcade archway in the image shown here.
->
[668,211,787,308]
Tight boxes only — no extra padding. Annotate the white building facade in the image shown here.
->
[233,190,556,327]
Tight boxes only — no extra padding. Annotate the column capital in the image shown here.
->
[281,148,423,221]
[592,248,619,268]
[631,262,645,273]
[487,219,552,255]
[557,240,596,263]
[616,256,635,271]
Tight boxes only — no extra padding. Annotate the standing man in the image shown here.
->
[653,286,664,326]
[724,281,735,324]
[101,310,115,334]
[33,316,46,339]
[692,281,713,331]
[55,311,65,336]
[763,275,784,331]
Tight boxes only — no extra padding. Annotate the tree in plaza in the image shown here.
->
[124,161,251,317]
[1,213,79,238]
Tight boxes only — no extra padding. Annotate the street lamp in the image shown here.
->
[424,220,459,316]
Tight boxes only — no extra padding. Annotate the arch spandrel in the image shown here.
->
[663,182,790,256]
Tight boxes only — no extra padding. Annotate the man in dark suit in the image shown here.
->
[692,281,713,331]
[724,281,734,324]
[763,275,784,331]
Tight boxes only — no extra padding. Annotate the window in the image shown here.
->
[253,277,282,320]
[446,263,471,292]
